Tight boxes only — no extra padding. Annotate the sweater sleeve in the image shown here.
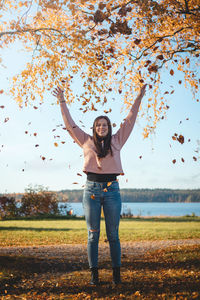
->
[113,95,142,149]
[60,102,88,147]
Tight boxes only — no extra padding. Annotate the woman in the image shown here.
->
[53,84,147,285]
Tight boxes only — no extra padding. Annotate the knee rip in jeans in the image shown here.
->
[88,229,100,242]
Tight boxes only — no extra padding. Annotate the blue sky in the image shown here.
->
[0,44,200,193]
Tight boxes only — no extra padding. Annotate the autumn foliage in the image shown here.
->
[0,196,18,219]
[0,186,59,219]
[19,185,59,217]
[0,0,199,138]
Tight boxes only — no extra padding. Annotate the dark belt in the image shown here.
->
[87,172,118,182]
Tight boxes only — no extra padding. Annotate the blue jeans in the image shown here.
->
[82,180,122,268]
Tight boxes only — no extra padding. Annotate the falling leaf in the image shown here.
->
[54,142,58,147]
[91,194,95,199]
[156,54,164,60]
[33,106,38,109]
[33,133,37,136]
[0,89,4,94]
[134,38,141,45]
[91,103,97,111]
[77,173,82,176]
[177,135,184,144]
[103,96,107,104]
[61,141,65,144]
[104,108,112,113]
[103,188,108,192]
[35,144,39,147]
[193,156,197,161]
[0,105,5,109]
[153,46,159,51]
[25,131,28,134]
[178,80,182,84]
[170,69,174,76]
[72,182,78,184]
[172,159,176,164]
[4,117,9,123]
[112,123,116,127]
[107,182,112,187]
[139,156,142,159]
[181,158,185,162]
[41,156,46,160]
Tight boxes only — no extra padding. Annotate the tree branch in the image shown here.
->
[0,27,69,39]
[136,27,192,61]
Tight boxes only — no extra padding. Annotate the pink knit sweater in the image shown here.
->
[60,95,142,175]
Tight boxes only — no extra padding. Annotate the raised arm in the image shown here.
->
[52,86,88,147]
[114,84,147,148]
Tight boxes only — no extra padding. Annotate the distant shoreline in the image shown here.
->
[1,188,200,203]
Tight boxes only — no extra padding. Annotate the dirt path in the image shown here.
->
[0,239,200,261]
[1,239,200,299]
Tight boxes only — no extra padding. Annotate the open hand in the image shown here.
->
[52,86,65,102]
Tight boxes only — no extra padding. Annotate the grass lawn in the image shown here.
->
[0,217,200,246]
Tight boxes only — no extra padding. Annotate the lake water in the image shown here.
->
[59,202,200,217]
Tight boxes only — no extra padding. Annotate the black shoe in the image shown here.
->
[90,267,99,285]
[113,267,121,285]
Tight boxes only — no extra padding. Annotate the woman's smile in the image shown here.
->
[95,118,109,137]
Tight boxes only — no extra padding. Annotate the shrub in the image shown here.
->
[19,185,59,217]
[0,196,18,219]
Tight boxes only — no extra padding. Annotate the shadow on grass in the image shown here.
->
[0,245,199,298]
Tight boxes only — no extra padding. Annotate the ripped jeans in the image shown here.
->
[82,180,122,268]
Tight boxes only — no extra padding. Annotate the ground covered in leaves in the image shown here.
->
[0,240,200,299]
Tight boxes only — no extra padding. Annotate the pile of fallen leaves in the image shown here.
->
[0,244,199,299]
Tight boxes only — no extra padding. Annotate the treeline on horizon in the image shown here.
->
[2,189,200,203]
[58,188,200,203]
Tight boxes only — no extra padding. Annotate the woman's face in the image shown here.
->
[95,118,109,137]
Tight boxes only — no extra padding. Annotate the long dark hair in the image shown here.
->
[93,116,113,158]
